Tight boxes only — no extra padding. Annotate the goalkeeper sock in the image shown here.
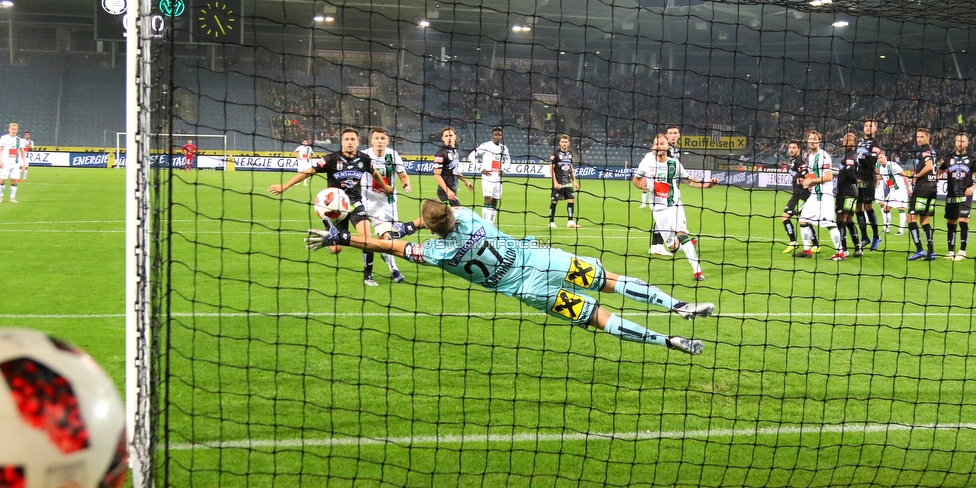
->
[613,276,678,310]
[947,222,957,252]
[783,219,796,244]
[603,314,668,347]
[548,202,557,223]
[363,252,375,277]
[961,222,969,251]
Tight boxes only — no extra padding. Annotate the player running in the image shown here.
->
[181,139,197,172]
[0,123,27,203]
[907,128,938,261]
[877,150,910,236]
[268,128,394,286]
[647,125,684,256]
[294,138,315,185]
[632,134,718,281]
[548,134,581,229]
[470,126,511,223]
[433,126,474,206]
[780,140,819,254]
[305,199,715,355]
[363,128,412,282]
[794,130,844,259]
[938,133,975,260]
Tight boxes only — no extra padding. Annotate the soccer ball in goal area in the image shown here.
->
[114,133,228,169]
[0,328,127,488]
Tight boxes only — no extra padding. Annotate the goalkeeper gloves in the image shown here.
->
[305,225,351,251]
[388,222,418,239]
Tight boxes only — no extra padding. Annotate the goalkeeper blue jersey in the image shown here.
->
[406,207,538,297]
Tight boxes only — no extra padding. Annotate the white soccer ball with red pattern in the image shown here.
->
[0,327,127,488]
[313,187,351,222]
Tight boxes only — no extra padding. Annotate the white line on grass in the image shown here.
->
[169,422,976,451]
[1,311,969,320]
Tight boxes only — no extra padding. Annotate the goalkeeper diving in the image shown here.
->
[305,199,715,355]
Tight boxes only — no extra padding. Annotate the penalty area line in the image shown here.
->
[169,422,976,451]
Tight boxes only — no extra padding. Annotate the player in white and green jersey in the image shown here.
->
[0,122,26,203]
[877,150,910,235]
[294,138,315,185]
[363,128,412,282]
[794,130,843,259]
[304,199,715,355]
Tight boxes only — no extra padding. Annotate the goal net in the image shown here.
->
[131,0,976,486]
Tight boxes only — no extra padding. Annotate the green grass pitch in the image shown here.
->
[3,167,974,487]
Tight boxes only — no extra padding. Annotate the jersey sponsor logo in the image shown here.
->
[404,243,425,264]
[551,289,585,320]
[448,226,487,267]
[333,169,364,180]
[433,156,444,163]
[565,258,595,288]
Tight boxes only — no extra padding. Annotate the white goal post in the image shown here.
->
[116,132,228,167]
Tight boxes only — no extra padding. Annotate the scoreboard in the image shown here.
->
[95,0,242,44]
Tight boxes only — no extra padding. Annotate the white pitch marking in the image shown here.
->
[0,311,964,320]
[169,422,976,451]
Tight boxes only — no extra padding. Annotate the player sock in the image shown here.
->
[613,276,678,310]
[948,222,957,252]
[567,203,575,221]
[641,191,648,204]
[883,210,892,228]
[857,212,868,241]
[898,211,907,233]
[838,224,848,252]
[908,222,922,252]
[922,223,934,254]
[363,251,375,277]
[810,227,820,248]
[867,209,879,239]
[676,234,701,274]
[603,314,668,347]
[846,221,860,250]
[652,232,664,246]
[783,220,796,244]
[801,225,815,250]
[548,202,557,223]
[382,252,399,273]
[827,226,842,252]
[8,185,16,200]
[961,222,969,251]
[482,204,495,222]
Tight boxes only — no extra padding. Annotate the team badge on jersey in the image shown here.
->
[551,289,585,320]
[565,258,595,288]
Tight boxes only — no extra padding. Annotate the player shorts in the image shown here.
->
[651,204,688,244]
[783,193,807,216]
[436,187,462,207]
[0,166,21,180]
[944,196,973,220]
[885,189,909,209]
[297,159,313,173]
[516,249,606,326]
[482,180,503,199]
[336,204,370,231]
[874,182,887,202]
[364,199,399,236]
[908,191,937,217]
[798,194,836,227]
[856,181,876,204]
[835,189,857,216]
[551,187,575,201]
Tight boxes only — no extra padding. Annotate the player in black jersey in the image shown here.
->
[833,133,861,260]
[938,133,976,260]
[548,134,581,228]
[269,128,394,285]
[433,126,474,207]
[780,140,818,253]
[855,120,883,250]
[907,128,939,260]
